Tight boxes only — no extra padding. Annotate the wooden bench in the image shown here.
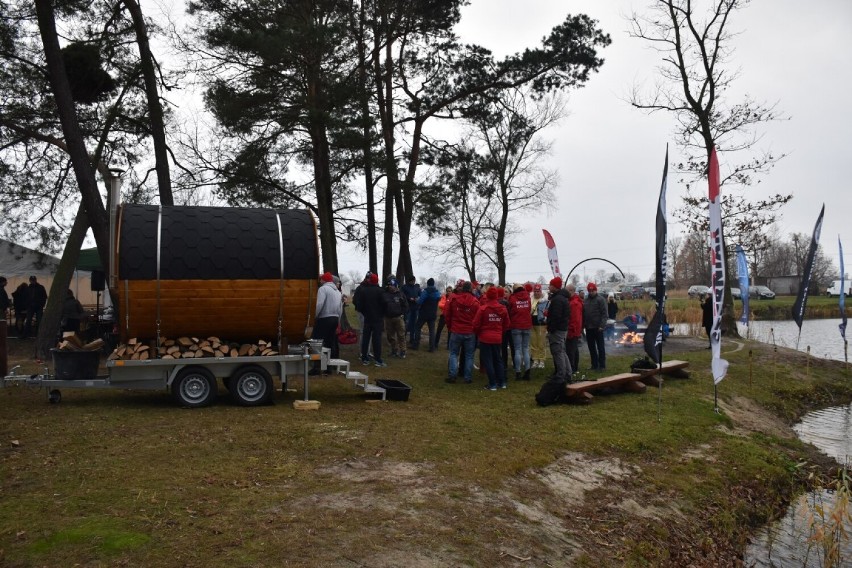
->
[564,360,690,404]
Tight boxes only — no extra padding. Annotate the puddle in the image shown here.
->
[745,404,852,566]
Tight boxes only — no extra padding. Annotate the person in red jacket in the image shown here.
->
[445,281,480,384]
[508,283,533,381]
[474,286,510,390]
[566,283,584,379]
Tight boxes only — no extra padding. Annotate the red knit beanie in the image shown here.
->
[486,287,499,300]
[321,272,334,283]
[369,273,379,285]
[549,277,563,289]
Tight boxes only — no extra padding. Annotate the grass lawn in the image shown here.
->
[1,329,850,566]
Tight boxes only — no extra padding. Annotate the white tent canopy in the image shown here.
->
[1,239,105,306]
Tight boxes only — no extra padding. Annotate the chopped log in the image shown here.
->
[163,339,176,347]
[128,337,138,345]
[166,345,181,355]
[108,350,120,361]
[198,340,211,348]
[116,345,127,358]
[248,345,258,356]
[230,348,239,358]
[161,354,174,359]
[207,336,221,344]
[177,337,194,347]
[238,344,251,356]
[82,339,105,351]
[139,350,149,361]
[181,351,196,358]
[201,345,215,356]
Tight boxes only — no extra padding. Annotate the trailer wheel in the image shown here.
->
[229,366,273,406]
[172,367,217,408]
[48,389,61,404]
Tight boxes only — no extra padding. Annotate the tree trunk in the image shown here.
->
[123,0,173,206]
[357,0,377,274]
[373,17,396,279]
[309,120,338,273]
[35,204,91,359]
[34,0,110,272]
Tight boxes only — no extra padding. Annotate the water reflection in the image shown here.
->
[745,403,852,566]
[737,320,848,363]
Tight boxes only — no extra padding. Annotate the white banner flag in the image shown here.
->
[708,147,729,384]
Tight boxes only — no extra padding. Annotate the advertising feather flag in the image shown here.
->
[542,229,561,278]
[792,204,825,334]
[708,147,729,385]
[736,245,750,325]
[644,147,668,364]
[840,236,846,341]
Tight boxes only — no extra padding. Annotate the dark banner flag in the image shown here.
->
[792,204,825,329]
[644,147,668,364]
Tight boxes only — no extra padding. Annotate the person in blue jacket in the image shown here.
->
[414,278,443,351]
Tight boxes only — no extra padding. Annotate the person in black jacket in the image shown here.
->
[353,273,387,367]
[0,277,9,322]
[546,277,571,381]
[22,275,47,339]
[701,293,713,348]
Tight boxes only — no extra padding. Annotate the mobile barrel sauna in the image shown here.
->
[114,204,319,345]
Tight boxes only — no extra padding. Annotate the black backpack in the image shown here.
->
[535,379,568,407]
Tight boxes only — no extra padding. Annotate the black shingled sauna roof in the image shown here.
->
[118,205,318,281]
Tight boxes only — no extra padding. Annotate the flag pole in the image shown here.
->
[657,338,663,423]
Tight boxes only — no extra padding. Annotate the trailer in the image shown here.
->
[2,176,388,406]
[3,340,386,406]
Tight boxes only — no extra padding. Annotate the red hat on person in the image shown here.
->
[549,277,563,289]
[533,283,542,292]
[369,273,379,285]
[524,283,533,293]
[496,286,505,299]
[321,272,334,283]
[587,282,598,292]
[486,286,499,300]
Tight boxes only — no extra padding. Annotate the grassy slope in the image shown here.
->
[1,331,849,566]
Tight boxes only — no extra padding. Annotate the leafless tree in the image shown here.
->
[628,0,791,335]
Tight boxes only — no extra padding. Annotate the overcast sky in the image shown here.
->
[338,0,852,285]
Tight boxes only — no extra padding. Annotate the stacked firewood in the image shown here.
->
[107,337,280,361]
[55,332,106,352]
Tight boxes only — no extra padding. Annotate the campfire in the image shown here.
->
[617,331,644,345]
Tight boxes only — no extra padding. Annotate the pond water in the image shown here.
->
[737,319,849,363]
[743,319,852,566]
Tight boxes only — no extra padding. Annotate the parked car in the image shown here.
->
[731,287,741,300]
[687,285,710,298]
[749,285,776,300]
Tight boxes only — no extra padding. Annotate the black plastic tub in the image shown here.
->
[376,379,412,402]
[51,349,101,380]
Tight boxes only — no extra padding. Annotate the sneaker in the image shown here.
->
[390,350,398,358]
[445,377,457,383]
[464,379,472,384]
[473,363,480,370]
[484,385,497,391]
[499,384,507,389]
[515,371,522,381]
[400,351,406,359]
[375,360,387,368]
[360,357,371,365]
